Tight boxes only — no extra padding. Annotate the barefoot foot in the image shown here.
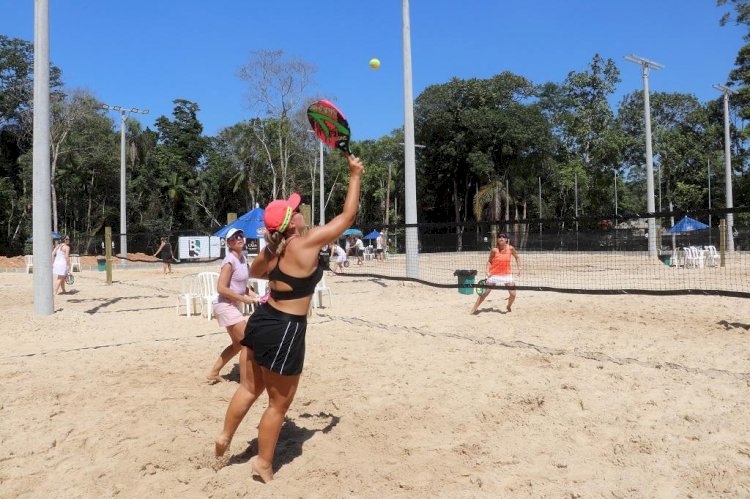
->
[214,435,231,457]
[249,456,273,483]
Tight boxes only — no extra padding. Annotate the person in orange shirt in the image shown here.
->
[471,233,522,314]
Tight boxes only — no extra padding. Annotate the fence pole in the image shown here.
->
[105,226,113,285]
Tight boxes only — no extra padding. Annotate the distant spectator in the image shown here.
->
[354,237,364,265]
[375,231,385,261]
[152,237,176,274]
[52,235,71,295]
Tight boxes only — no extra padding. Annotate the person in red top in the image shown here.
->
[471,233,522,314]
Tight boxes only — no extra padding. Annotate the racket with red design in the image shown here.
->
[307,99,352,156]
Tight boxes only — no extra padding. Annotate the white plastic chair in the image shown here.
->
[312,274,333,308]
[243,278,268,314]
[70,254,81,272]
[198,272,220,320]
[683,246,700,268]
[176,274,202,317]
[248,278,268,297]
[704,245,719,267]
[363,246,374,261]
[24,255,33,273]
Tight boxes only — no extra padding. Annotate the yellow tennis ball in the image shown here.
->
[369,58,380,70]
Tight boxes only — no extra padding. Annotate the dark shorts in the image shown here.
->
[240,303,307,376]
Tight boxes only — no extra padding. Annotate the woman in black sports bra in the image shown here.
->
[215,154,364,482]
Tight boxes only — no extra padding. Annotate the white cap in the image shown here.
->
[226,228,244,240]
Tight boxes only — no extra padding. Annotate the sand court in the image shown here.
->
[1,265,749,496]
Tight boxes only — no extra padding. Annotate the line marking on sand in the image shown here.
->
[331,315,750,382]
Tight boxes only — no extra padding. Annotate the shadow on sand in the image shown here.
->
[227,412,340,475]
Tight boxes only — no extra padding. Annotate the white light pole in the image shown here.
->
[707,159,714,244]
[625,54,663,257]
[318,139,324,225]
[614,171,618,218]
[101,104,149,264]
[307,130,326,225]
[33,0,53,315]
[402,0,419,278]
[712,83,735,253]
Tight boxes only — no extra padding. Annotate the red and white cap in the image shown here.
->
[263,193,301,234]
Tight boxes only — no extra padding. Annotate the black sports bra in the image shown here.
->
[268,254,326,300]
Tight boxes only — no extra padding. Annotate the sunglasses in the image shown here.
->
[229,233,244,241]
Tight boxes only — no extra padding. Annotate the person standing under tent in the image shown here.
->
[214,154,364,483]
[207,228,259,383]
[52,235,71,295]
[153,237,176,274]
[331,241,347,272]
[471,233,522,314]
[354,236,365,265]
[375,231,385,262]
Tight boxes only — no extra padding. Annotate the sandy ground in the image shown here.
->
[1,262,749,498]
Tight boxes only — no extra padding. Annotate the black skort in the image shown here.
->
[240,303,308,376]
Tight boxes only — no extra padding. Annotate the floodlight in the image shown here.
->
[624,54,664,70]
[99,101,150,265]
[712,83,733,94]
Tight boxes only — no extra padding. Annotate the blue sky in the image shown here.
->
[1,1,746,140]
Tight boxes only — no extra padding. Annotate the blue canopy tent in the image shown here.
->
[363,230,380,240]
[213,207,266,239]
[27,231,61,241]
[667,216,709,233]
[342,228,362,237]
[664,216,710,266]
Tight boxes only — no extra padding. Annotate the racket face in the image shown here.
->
[475,279,487,295]
[66,273,75,285]
[307,99,351,155]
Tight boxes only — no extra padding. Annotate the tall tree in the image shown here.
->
[618,91,712,212]
[238,49,316,198]
[538,54,623,218]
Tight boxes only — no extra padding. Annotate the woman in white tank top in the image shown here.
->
[52,236,71,295]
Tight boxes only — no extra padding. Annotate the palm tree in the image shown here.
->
[473,179,511,240]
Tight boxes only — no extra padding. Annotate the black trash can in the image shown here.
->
[453,269,477,295]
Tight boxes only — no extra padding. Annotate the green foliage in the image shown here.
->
[2,25,749,255]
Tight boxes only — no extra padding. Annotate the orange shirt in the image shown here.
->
[489,246,512,276]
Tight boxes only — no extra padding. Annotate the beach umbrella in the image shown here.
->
[667,216,709,234]
[342,228,362,237]
[363,230,380,239]
[214,207,266,239]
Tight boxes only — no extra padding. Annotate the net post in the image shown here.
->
[105,226,113,284]
[719,219,726,268]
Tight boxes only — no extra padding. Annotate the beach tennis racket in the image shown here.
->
[65,272,75,286]
[475,279,487,295]
[307,99,351,156]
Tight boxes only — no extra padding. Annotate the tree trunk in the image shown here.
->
[50,141,62,232]
[453,177,463,251]
[385,163,392,225]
